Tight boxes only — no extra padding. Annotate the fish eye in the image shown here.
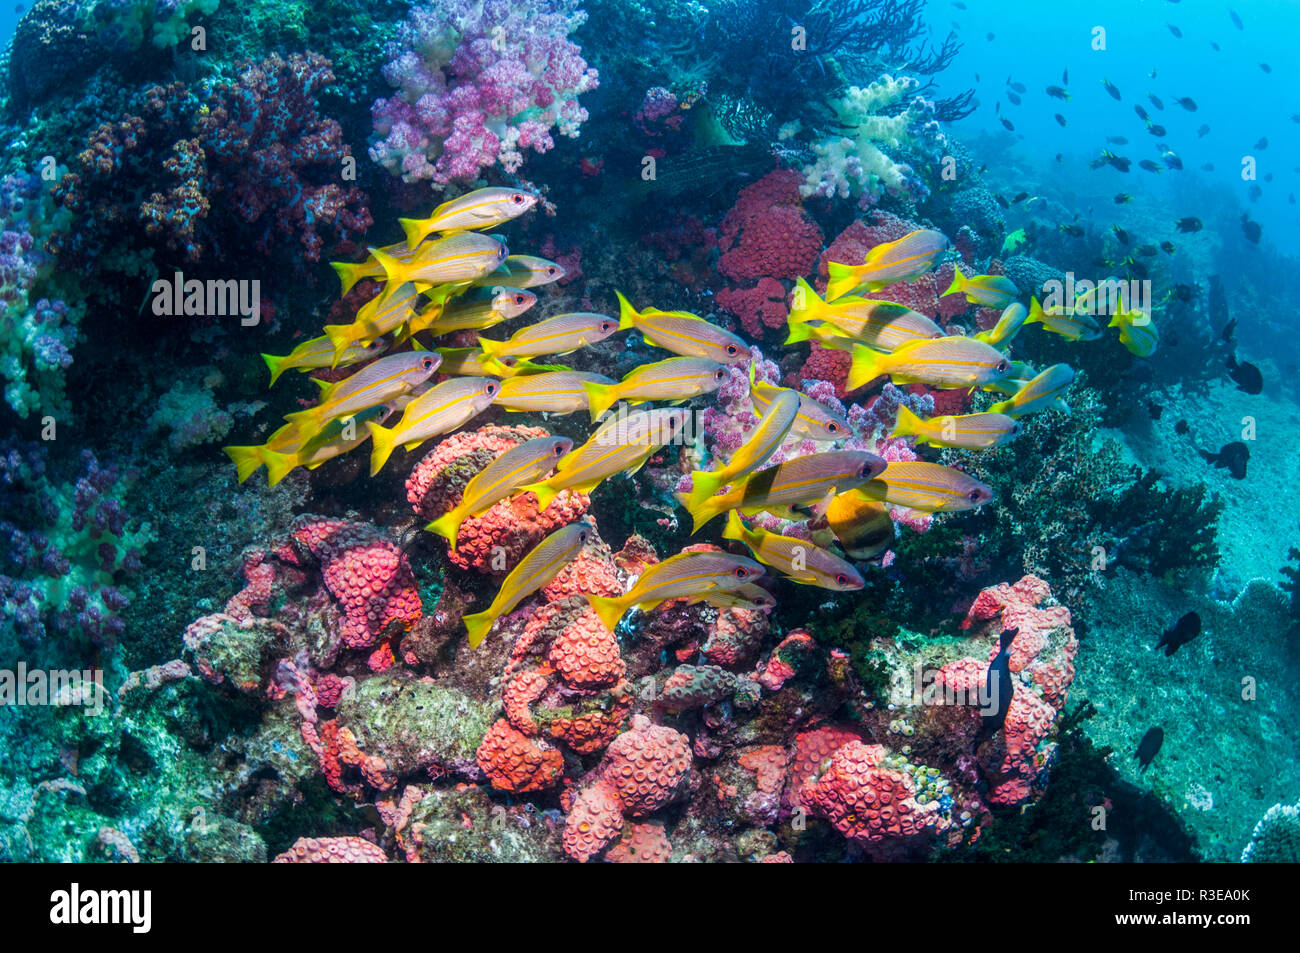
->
[514,295,526,305]
[968,490,981,503]
[601,321,614,332]
[423,358,435,369]
[511,193,525,204]
[835,573,849,586]
[734,566,749,578]
[726,344,739,356]
[553,444,565,456]
[547,267,557,276]
[827,422,840,434]
[485,382,499,395]
[714,369,725,380]
[997,360,1010,373]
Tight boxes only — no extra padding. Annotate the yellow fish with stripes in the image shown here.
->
[722,511,864,590]
[690,582,777,612]
[584,357,726,421]
[412,288,536,337]
[330,240,412,296]
[400,187,537,248]
[848,337,1011,391]
[464,520,592,648]
[814,492,894,561]
[262,336,387,386]
[974,302,1029,349]
[584,550,765,633]
[1108,309,1158,357]
[517,407,691,511]
[988,363,1075,417]
[425,435,573,548]
[942,266,1020,309]
[616,292,749,363]
[370,232,508,305]
[284,351,440,435]
[322,284,420,363]
[786,278,943,352]
[982,360,1037,395]
[433,348,560,378]
[243,402,404,487]
[683,388,799,512]
[677,449,885,533]
[223,422,305,483]
[890,406,1021,449]
[857,462,993,512]
[749,364,849,441]
[825,228,949,300]
[494,370,616,415]
[469,254,566,289]
[478,311,621,360]
[1025,296,1103,341]
[367,376,500,475]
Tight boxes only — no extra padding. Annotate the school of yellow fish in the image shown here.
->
[225,189,1139,648]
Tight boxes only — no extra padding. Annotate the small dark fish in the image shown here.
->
[1135,104,1149,121]
[1139,159,1162,173]
[1147,123,1167,137]
[1148,92,1164,110]
[1210,41,1221,51]
[1007,91,1023,106]
[995,194,1010,209]
[1156,612,1201,656]
[1221,317,1237,343]
[1172,283,1194,302]
[1060,224,1085,237]
[1160,241,1176,254]
[1000,116,1015,132]
[1163,152,1183,170]
[1104,152,1132,172]
[1107,136,1129,145]
[1114,193,1132,204]
[978,164,988,173]
[1136,727,1164,771]
[1009,81,1026,94]
[1197,124,1210,138]
[1241,216,1262,244]
[1227,353,1262,394]
[1175,419,1189,435]
[1103,79,1121,100]
[1062,68,1069,85]
[1112,225,1130,244]
[1230,9,1243,29]
[1201,162,1215,172]
[1254,137,1269,150]
[1174,97,1197,111]
[1010,192,1028,204]
[954,1,967,7]
[1291,193,1297,205]
[1175,217,1202,233]
[1167,24,1182,38]
[1147,401,1163,420]
[1054,113,1067,127]
[1149,68,1158,79]
[1261,62,1272,73]
[1136,244,1159,257]
[1055,153,1063,163]
[979,627,1018,740]
[1292,115,1300,124]
[1046,85,1070,101]
[1199,440,1249,479]
[1265,172,1274,183]
[986,33,993,41]
[1126,259,1150,279]
[1248,184,1262,203]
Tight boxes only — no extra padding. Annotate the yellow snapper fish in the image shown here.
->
[942,266,1020,309]
[689,582,777,613]
[322,283,421,363]
[258,402,405,487]
[748,364,849,441]
[584,357,727,421]
[368,376,500,475]
[858,462,994,513]
[517,406,692,511]
[812,492,895,561]
[284,351,441,435]
[1109,309,1159,357]
[616,292,750,363]
[982,360,1037,395]
[478,311,621,360]
[412,288,537,337]
[433,348,561,378]
[848,337,1012,392]
[786,278,943,352]
[370,232,508,305]
[494,370,617,415]
[330,240,412,296]
[584,550,765,633]
[683,388,800,511]
[825,228,949,300]
[989,363,1075,417]
[400,187,538,249]
[1025,296,1103,341]
[223,422,305,483]
[722,512,864,590]
[425,435,574,548]
[677,449,886,533]
[890,406,1021,449]
[469,255,566,289]
[974,302,1029,349]
[463,520,592,648]
[262,336,388,386]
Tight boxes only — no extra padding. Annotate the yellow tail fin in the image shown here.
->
[398,217,429,249]
[585,592,629,633]
[721,509,748,545]
[223,445,266,484]
[463,609,494,649]
[681,471,722,515]
[891,404,924,440]
[367,421,401,477]
[789,277,825,322]
[1025,297,1045,326]
[675,488,725,534]
[583,381,620,422]
[615,290,638,330]
[323,323,358,367]
[369,247,409,305]
[425,508,464,550]
[261,353,288,387]
[518,480,559,512]
[825,262,860,302]
[477,335,510,361]
[847,343,887,391]
[941,265,966,298]
[262,449,300,487]
[331,260,368,297]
